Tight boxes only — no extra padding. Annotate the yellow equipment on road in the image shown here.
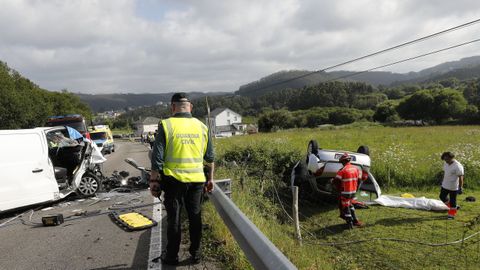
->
[109,211,157,231]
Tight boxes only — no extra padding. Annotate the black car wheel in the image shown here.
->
[307,140,320,163]
[307,140,319,155]
[292,162,307,186]
[357,145,370,156]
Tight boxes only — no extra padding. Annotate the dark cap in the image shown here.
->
[171,92,190,103]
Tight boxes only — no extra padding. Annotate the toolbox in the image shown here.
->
[41,214,64,226]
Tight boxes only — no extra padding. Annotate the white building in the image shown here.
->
[205,108,247,137]
[134,117,160,136]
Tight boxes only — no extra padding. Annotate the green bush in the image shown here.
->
[373,100,400,123]
[222,142,302,182]
[328,110,360,125]
[257,109,296,132]
[397,88,467,123]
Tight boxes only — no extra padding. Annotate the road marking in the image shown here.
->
[148,197,163,270]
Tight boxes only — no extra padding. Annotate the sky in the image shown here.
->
[1,0,480,94]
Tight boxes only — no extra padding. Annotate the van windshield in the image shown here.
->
[46,131,79,149]
[90,132,107,140]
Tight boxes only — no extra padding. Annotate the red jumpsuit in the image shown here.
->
[333,163,365,224]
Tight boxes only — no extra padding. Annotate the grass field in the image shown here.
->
[203,124,480,270]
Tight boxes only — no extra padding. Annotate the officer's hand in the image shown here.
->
[150,181,161,197]
[458,188,463,195]
[205,180,214,193]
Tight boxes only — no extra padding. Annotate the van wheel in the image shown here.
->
[77,173,99,197]
[357,145,370,156]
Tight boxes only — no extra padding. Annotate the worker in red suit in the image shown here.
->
[332,153,365,228]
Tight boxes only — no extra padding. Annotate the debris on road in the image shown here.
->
[0,212,24,228]
[41,214,64,226]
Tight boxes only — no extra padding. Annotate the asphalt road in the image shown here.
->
[0,140,219,270]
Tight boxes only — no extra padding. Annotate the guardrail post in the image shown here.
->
[213,179,232,197]
[209,180,297,270]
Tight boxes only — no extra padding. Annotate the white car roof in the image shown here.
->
[0,126,66,135]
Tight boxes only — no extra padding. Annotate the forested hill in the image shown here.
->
[236,56,480,97]
[77,56,480,111]
[77,92,228,112]
[77,93,172,112]
[0,61,91,129]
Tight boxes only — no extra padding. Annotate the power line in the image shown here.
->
[244,18,480,92]
[326,37,480,83]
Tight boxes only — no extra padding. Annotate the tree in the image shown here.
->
[382,87,406,99]
[462,105,479,123]
[438,77,460,88]
[258,109,295,132]
[0,61,92,129]
[397,90,434,120]
[353,93,388,109]
[462,80,479,105]
[431,88,467,123]
[373,100,399,122]
[328,109,362,125]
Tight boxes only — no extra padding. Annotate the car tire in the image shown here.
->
[77,173,100,197]
[307,140,320,163]
[307,140,319,155]
[357,145,370,156]
[292,162,307,186]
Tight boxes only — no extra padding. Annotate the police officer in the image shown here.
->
[149,92,214,265]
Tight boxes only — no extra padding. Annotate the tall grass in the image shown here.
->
[215,125,480,189]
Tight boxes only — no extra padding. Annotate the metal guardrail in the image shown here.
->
[213,178,232,197]
[209,180,297,270]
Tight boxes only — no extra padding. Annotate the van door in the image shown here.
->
[0,131,58,211]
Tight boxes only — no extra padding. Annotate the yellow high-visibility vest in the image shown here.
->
[162,117,208,183]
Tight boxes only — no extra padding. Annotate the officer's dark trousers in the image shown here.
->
[163,176,204,259]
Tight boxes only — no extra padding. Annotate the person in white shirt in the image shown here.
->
[439,152,464,219]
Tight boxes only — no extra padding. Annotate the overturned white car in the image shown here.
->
[291,140,381,201]
[0,126,106,212]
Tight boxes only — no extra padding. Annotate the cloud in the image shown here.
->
[0,0,480,93]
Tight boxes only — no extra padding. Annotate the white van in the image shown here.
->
[0,127,105,212]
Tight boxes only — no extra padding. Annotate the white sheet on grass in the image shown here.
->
[375,195,449,211]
